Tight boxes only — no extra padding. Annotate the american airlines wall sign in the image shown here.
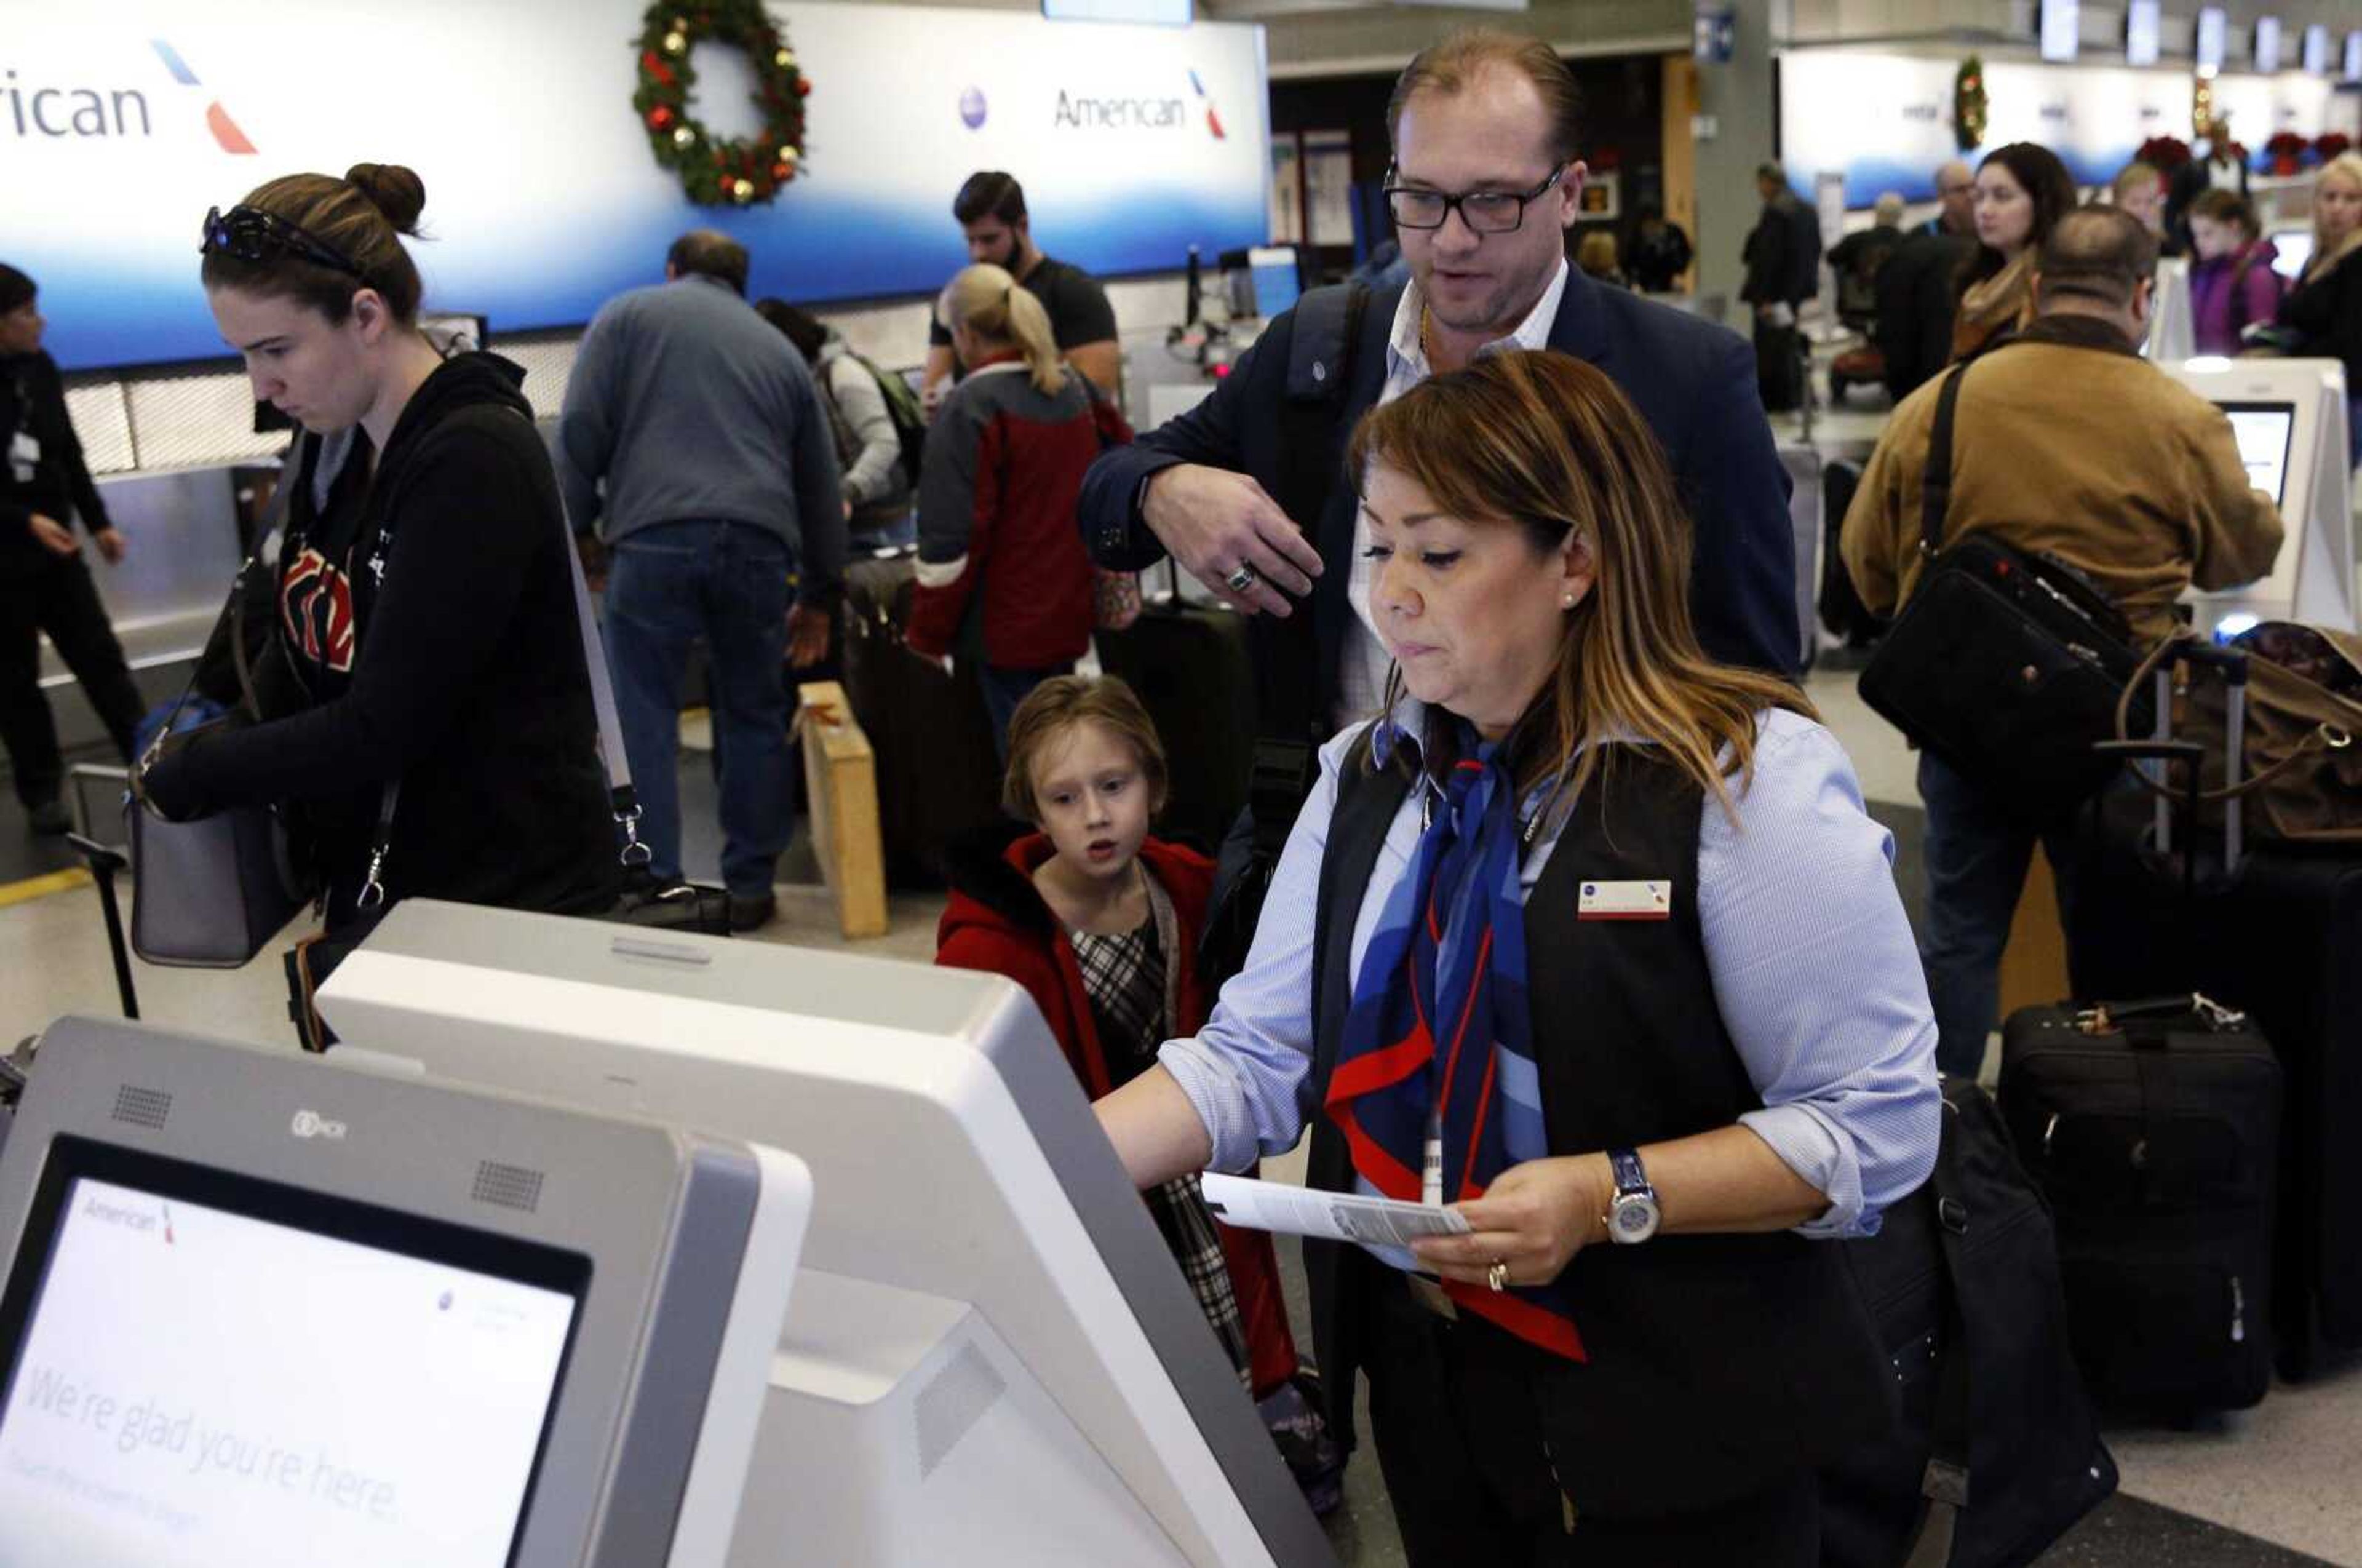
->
[9,2,1271,373]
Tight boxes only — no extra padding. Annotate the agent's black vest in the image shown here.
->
[1306,733,1893,1513]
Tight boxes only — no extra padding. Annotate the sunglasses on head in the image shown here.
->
[199,205,365,281]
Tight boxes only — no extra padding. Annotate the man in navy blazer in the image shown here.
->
[1079,30,1800,738]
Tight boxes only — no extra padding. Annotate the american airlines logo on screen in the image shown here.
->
[0,38,254,153]
[1051,67,1224,138]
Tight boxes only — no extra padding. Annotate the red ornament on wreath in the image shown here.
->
[630,0,809,207]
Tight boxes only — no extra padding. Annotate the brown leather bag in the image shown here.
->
[2116,623,2362,848]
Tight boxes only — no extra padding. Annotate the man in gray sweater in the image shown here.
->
[559,230,845,931]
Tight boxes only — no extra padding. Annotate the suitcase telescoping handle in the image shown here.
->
[2110,634,2248,877]
[2093,738,2209,898]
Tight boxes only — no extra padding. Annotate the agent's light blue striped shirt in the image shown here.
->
[1159,705,1941,1239]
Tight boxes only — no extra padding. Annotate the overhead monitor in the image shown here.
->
[0,1017,809,1568]
[2254,17,2281,73]
[2302,23,2331,74]
[2125,0,2160,65]
[2195,6,2228,71]
[2039,0,2080,62]
[2166,356,2357,635]
[2221,401,2296,507]
[319,902,1335,1568]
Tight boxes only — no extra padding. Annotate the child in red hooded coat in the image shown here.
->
[935,674,1298,1396]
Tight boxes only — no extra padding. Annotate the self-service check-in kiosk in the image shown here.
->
[2163,356,2356,636]
[319,899,1335,1568]
[0,1017,812,1568]
[2147,256,2196,364]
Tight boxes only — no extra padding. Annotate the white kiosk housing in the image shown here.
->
[0,1017,811,1568]
[321,901,1335,1568]
[2147,255,2196,364]
[2163,356,2356,635]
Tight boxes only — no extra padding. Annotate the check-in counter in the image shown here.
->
[33,464,249,752]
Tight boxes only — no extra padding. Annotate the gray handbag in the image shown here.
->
[125,498,317,968]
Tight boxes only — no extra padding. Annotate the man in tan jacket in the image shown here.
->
[1839,202,2284,1077]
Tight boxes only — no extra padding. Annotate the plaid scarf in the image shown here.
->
[1324,721,1585,1361]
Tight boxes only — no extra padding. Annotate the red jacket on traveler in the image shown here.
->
[935,827,1300,1395]
[908,355,1131,667]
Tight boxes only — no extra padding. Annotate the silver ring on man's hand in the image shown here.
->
[1487,1260,1509,1293]
[1223,563,1261,595]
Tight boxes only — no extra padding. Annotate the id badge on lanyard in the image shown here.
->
[8,430,36,485]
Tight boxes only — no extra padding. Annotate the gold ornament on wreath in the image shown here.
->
[632,0,811,207]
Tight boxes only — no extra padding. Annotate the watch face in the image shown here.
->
[1610,1193,1661,1244]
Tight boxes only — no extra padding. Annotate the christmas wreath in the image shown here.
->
[1954,56,1987,153]
[633,1,810,207]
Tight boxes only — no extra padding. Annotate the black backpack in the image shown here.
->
[1819,1079,2117,1568]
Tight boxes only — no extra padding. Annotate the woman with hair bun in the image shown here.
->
[141,164,620,1041]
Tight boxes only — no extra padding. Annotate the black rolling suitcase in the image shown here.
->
[838,550,1006,886]
[2067,644,2362,1374]
[1094,565,1256,854]
[1997,993,2279,1414]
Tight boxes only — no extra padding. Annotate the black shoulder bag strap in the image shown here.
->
[1917,360,1970,564]
[1252,280,1373,857]
[1901,1094,1974,1568]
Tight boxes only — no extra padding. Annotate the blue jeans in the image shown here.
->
[979,662,1074,763]
[604,521,793,898]
[1916,751,2083,1080]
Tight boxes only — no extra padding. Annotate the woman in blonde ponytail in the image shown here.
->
[941,265,1064,394]
[910,264,1134,752]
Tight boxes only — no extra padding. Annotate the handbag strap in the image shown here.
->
[559,504,651,870]
[2114,629,2337,807]
[1916,361,1971,560]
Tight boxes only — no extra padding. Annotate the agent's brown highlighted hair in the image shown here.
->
[1347,349,1813,814]
[1002,675,1170,824]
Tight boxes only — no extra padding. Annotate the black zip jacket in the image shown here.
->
[145,352,621,929]
[1,350,111,581]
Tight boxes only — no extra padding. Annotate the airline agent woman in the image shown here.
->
[1093,350,1939,1564]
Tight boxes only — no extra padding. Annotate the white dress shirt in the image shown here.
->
[1336,261,1574,728]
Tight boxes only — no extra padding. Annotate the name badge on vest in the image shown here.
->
[1577,880,1671,921]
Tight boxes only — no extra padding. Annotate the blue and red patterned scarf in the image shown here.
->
[1324,720,1585,1361]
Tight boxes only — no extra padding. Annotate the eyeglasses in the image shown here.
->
[1383,166,1565,233]
[199,205,365,281]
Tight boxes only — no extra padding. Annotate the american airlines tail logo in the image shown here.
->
[149,39,256,154]
[1188,68,1225,140]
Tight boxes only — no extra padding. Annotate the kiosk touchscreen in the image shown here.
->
[320,901,1336,1568]
[0,1017,811,1568]
[2163,357,2357,636]
[2270,229,2313,283]
[2220,402,2297,507]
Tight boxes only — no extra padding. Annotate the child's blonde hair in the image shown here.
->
[1001,675,1169,823]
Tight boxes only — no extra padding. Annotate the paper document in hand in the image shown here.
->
[1199,1174,1472,1248]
